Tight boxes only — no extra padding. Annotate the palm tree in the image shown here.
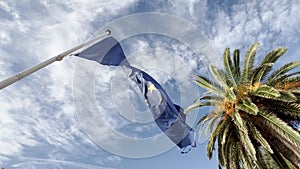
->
[185,43,300,169]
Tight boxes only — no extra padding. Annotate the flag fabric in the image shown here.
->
[75,36,196,152]
[75,36,128,66]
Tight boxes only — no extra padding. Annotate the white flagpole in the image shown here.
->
[0,30,111,90]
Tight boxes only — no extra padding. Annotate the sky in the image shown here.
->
[0,0,300,169]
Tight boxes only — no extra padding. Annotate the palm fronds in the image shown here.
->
[187,42,300,168]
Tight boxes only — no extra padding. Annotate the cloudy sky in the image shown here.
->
[1,0,300,169]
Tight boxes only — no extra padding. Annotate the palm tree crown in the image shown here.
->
[186,43,300,169]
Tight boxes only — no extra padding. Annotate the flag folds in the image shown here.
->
[75,36,196,152]
[75,36,127,66]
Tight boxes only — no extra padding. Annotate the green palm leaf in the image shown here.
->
[226,87,237,101]
[236,98,259,115]
[277,91,297,102]
[195,114,209,128]
[222,130,233,168]
[217,136,224,167]
[248,123,273,153]
[232,112,257,160]
[250,63,274,84]
[184,100,215,114]
[223,48,237,87]
[229,141,239,169]
[195,75,225,96]
[292,89,300,94]
[207,119,229,159]
[268,60,300,83]
[260,47,287,64]
[233,49,241,84]
[239,143,255,169]
[283,75,300,84]
[209,65,227,88]
[268,71,300,86]
[258,110,300,148]
[264,102,300,120]
[242,42,259,84]
[252,85,281,98]
[256,46,287,81]
[206,116,221,134]
[221,123,230,145]
[199,95,223,101]
[271,150,293,169]
[255,148,270,169]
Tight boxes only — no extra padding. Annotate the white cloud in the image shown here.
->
[0,0,137,166]
[99,155,122,166]
[11,157,115,169]
[212,0,300,55]
[163,0,300,60]
[1,0,300,167]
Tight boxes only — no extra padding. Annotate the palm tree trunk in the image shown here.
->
[251,116,300,168]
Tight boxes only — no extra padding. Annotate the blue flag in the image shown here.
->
[75,36,196,152]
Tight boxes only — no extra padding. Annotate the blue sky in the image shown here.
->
[0,0,300,169]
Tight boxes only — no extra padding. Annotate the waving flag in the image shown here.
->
[75,36,196,152]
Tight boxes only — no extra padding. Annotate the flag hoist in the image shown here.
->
[0,30,111,90]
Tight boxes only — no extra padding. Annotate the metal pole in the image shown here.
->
[0,30,111,90]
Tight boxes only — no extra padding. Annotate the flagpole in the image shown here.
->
[0,30,111,90]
